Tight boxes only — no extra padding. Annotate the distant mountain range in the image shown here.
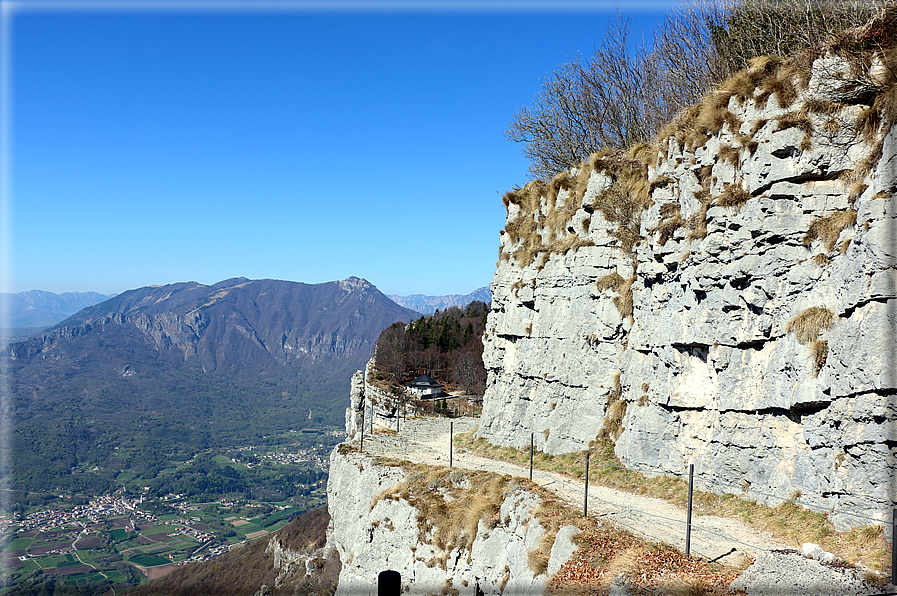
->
[388,286,491,315]
[4,277,419,497]
[1,289,115,332]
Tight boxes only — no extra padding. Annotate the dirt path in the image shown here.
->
[361,416,787,565]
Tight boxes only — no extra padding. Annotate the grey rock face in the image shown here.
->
[478,50,896,529]
[325,448,577,595]
[345,370,365,438]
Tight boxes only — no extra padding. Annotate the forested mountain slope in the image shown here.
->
[4,277,418,501]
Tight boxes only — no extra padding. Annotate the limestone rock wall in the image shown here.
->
[478,49,896,529]
[344,360,408,439]
[324,447,577,595]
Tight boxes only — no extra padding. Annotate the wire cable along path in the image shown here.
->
[357,416,788,564]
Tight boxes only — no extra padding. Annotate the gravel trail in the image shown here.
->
[355,417,884,594]
[359,416,784,564]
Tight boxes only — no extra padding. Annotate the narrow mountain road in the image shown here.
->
[360,415,787,565]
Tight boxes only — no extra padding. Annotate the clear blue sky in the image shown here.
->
[3,0,680,297]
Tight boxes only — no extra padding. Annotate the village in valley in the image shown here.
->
[0,429,341,593]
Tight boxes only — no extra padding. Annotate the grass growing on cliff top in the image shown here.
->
[372,461,510,565]
[453,431,891,575]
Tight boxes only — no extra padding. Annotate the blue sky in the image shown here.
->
[3,0,680,297]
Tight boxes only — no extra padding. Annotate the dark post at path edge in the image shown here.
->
[378,570,400,595]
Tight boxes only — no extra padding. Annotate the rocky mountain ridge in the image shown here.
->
[1,289,114,329]
[10,277,418,373]
[4,276,420,496]
[388,286,492,315]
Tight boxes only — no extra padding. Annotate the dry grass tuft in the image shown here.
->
[501,153,647,267]
[713,184,752,210]
[803,209,857,251]
[848,182,868,205]
[812,340,829,375]
[856,105,882,143]
[595,272,625,293]
[598,374,626,442]
[718,143,741,165]
[611,277,635,319]
[649,174,676,192]
[649,203,685,245]
[656,56,793,153]
[590,156,652,256]
[786,306,835,344]
[837,238,852,253]
[373,463,517,565]
[685,190,713,242]
[337,443,359,455]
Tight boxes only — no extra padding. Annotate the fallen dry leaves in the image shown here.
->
[548,521,745,595]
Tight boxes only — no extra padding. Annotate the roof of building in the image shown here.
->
[407,374,442,388]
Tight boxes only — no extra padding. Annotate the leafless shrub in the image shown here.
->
[507,0,888,179]
[506,13,662,179]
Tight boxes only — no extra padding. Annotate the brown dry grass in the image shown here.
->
[372,462,512,565]
[501,144,659,269]
[812,339,829,375]
[786,306,835,344]
[717,143,741,166]
[612,277,635,320]
[803,209,857,251]
[500,153,642,267]
[686,190,713,242]
[712,184,752,210]
[597,373,625,442]
[595,272,625,293]
[656,56,793,153]
[650,203,685,245]
[591,155,653,257]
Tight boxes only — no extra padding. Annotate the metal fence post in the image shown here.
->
[686,463,694,557]
[892,509,896,587]
[529,434,534,481]
[449,421,454,468]
[584,451,590,517]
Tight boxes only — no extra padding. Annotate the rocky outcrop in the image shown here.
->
[262,535,337,593]
[325,447,578,595]
[478,44,896,529]
[345,370,365,439]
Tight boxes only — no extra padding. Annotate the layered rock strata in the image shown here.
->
[478,47,896,528]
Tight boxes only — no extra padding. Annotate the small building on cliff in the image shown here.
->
[406,374,445,399]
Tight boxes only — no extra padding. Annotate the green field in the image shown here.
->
[3,537,33,551]
[128,554,170,567]
[62,572,108,585]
